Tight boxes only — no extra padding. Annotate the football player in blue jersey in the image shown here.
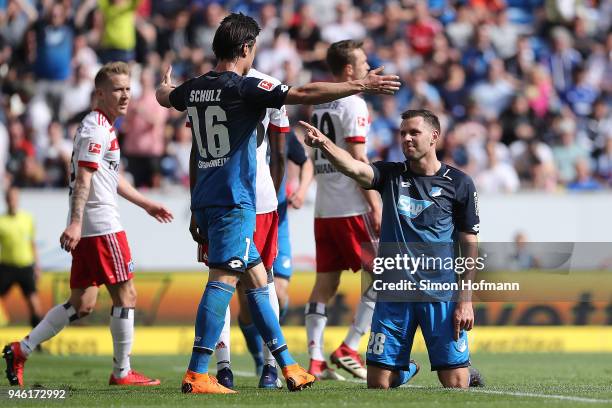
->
[156,13,400,394]
[300,109,484,389]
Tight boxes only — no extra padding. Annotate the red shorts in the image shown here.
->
[70,231,133,289]
[198,211,279,270]
[314,214,377,273]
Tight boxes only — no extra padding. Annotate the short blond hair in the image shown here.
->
[94,61,130,88]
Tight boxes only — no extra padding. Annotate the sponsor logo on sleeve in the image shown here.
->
[257,80,274,91]
[88,142,101,154]
[357,116,367,127]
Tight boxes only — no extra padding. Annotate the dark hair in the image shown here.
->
[326,40,363,76]
[401,109,441,134]
[212,13,261,61]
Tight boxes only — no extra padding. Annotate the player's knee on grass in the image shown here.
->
[367,366,392,389]
[437,367,469,389]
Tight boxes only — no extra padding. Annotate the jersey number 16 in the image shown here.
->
[188,106,231,159]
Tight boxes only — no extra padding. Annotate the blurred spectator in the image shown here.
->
[542,26,582,98]
[288,2,326,71]
[475,141,520,193]
[505,35,537,80]
[43,120,71,187]
[552,119,589,184]
[595,136,612,185]
[440,63,469,120]
[0,122,8,189]
[566,158,602,192]
[487,9,521,60]
[565,66,599,118]
[446,4,474,50]
[191,2,225,56]
[524,64,555,118]
[165,122,191,186]
[510,123,555,185]
[370,96,400,156]
[0,0,37,49]
[461,25,498,84]
[33,3,75,119]
[122,67,169,188]
[257,29,302,83]
[406,1,442,57]
[6,118,44,187]
[321,0,366,44]
[257,2,280,50]
[59,64,94,123]
[471,59,515,118]
[98,0,141,63]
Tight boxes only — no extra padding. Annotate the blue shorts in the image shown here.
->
[194,207,261,273]
[272,204,292,280]
[366,301,470,371]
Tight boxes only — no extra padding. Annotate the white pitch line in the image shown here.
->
[174,367,612,404]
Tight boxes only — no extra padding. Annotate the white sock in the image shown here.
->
[216,306,231,370]
[21,302,78,357]
[263,278,280,367]
[305,302,327,361]
[344,288,376,350]
[110,306,134,379]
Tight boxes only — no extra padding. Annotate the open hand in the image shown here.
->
[146,202,174,223]
[361,66,401,95]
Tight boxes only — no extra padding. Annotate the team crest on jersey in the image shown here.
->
[257,80,274,91]
[357,116,367,127]
[88,142,101,154]
[430,187,442,197]
[397,195,432,219]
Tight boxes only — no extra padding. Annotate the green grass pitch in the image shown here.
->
[1,352,611,407]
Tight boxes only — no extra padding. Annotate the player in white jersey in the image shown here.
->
[3,62,173,387]
[195,69,289,389]
[305,41,381,380]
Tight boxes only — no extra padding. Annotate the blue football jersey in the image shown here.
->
[369,161,480,299]
[169,71,290,210]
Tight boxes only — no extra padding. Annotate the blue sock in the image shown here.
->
[188,281,235,374]
[279,298,289,325]
[246,287,295,368]
[390,361,419,388]
[238,320,264,368]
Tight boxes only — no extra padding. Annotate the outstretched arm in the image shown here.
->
[300,121,375,188]
[284,67,400,105]
[118,174,173,223]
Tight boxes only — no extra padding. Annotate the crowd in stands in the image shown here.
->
[0,0,610,193]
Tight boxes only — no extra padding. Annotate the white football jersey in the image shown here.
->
[248,69,290,214]
[68,110,122,237]
[313,95,371,218]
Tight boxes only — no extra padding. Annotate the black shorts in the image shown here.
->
[125,155,161,188]
[0,264,37,296]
